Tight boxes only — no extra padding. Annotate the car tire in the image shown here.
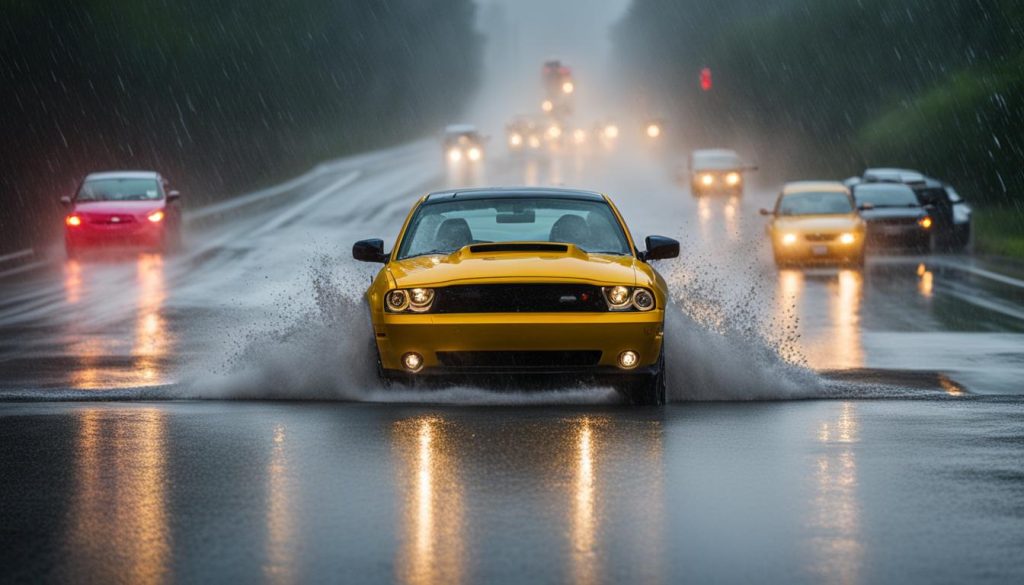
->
[372,339,393,389]
[623,348,666,406]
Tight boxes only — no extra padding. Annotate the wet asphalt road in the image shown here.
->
[1,142,1023,583]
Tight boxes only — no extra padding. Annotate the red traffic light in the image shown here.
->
[700,68,712,91]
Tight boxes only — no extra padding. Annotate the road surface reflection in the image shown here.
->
[807,402,862,584]
[66,408,170,584]
[61,254,174,389]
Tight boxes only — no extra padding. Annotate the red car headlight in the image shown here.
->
[147,210,165,223]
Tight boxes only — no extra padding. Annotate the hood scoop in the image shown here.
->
[468,243,569,254]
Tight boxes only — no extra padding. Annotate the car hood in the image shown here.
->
[387,244,641,288]
[74,200,165,215]
[860,207,926,221]
[773,214,862,232]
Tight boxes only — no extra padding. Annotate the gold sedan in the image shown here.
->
[760,182,866,267]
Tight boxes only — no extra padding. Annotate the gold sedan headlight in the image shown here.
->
[782,233,798,246]
[700,173,714,186]
[839,233,856,245]
[725,172,741,186]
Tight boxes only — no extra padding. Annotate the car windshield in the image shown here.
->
[77,178,161,202]
[397,197,632,259]
[778,192,853,216]
[692,152,740,170]
[854,185,919,207]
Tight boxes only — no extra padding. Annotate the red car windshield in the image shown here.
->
[77,178,161,202]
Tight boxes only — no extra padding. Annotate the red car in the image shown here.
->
[62,171,182,257]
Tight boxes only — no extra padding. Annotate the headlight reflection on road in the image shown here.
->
[132,254,171,384]
[67,408,170,584]
[264,424,295,584]
[809,402,862,583]
[917,263,933,299]
[394,417,465,585]
[572,418,599,585]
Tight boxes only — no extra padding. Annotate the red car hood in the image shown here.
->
[74,200,165,216]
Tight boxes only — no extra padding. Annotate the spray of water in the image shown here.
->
[184,246,840,403]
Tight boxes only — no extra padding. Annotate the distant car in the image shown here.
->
[760,181,866,267]
[686,149,754,196]
[61,171,182,257]
[442,124,485,164]
[859,168,971,250]
[351,187,680,405]
[852,183,933,252]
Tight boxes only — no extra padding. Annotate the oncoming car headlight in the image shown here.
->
[603,286,656,311]
[386,288,435,313]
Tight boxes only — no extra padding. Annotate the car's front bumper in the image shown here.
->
[374,310,665,375]
[773,240,864,263]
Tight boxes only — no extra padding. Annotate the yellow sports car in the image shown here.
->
[352,188,680,404]
[760,181,867,267]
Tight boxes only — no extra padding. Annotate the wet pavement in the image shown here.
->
[1,143,1023,583]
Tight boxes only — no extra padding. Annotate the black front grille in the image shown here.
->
[433,284,608,313]
[869,217,919,226]
[437,350,602,369]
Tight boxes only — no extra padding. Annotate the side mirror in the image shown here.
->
[640,235,679,262]
[923,203,936,212]
[59,196,73,207]
[857,203,875,211]
[167,190,181,202]
[353,238,388,263]
[759,208,774,216]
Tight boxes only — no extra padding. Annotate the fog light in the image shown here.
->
[402,352,424,373]
[618,350,639,370]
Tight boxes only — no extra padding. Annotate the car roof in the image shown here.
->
[853,182,916,194]
[782,181,850,195]
[692,148,739,158]
[863,168,926,183]
[423,187,605,203]
[84,170,160,181]
[444,124,478,135]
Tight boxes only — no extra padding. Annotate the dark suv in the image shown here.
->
[854,168,972,251]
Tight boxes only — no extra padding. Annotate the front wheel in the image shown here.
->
[621,348,666,406]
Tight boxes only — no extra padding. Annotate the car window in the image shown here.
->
[397,197,632,259]
[692,152,741,170]
[777,192,853,216]
[77,178,162,202]
[853,185,919,207]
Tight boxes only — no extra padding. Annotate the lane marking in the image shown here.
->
[0,261,48,280]
[935,258,1024,290]
[0,249,33,264]
[249,170,361,238]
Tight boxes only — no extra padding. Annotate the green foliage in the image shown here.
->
[974,207,1024,259]
[0,0,482,249]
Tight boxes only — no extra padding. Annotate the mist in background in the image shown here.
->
[0,0,482,253]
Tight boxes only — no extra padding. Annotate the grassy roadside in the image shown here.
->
[973,207,1024,259]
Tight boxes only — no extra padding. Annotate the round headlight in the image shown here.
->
[408,288,434,311]
[606,285,631,308]
[782,233,798,245]
[632,288,655,311]
[726,172,741,186]
[386,290,410,312]
[839,233,856,245]
[701,174,714,186]
[448,148,462,162]
[467,147,482,161]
